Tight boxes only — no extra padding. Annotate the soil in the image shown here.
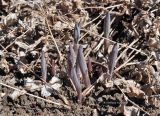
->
[0,0,160,116]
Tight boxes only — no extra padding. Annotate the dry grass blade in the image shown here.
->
[81,29,147,56]
[3,29,31,52]
[83,4,123,10]
[0,82,71,109]
[115,50,139,71]
[0,43,70,106]
[37,4,63,61]
[38,10,60,57]
[116,39,139,63]
[78,45,91,87]
[46,19,63,61]
[41,50,47,81]
[108,43,119,80]
[115,84,150,115]
[67,53,72,78]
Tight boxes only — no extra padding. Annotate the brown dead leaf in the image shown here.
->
[105,80,113,88]
[127,86,145,98]
[9,90,27,100]
[73,0,83,9]
[0,58,9,74]
[148,96,160,107]
[120,104,140,116]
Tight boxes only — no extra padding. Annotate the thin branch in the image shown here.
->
[115,50,139,71]
[115,84,150,115]
[116,39,139,63]
[3,28,31,52]
[37,4,63,61]
[45,19,63,60]
[81,29,147,56]
[83,12,103,28]
[0,82,71,109]
[83,4,123,10]
[1,44,70,107]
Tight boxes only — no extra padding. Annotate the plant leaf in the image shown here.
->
[104,12,110,38]
[104,12,111,55]
[108,43,119,79]
[78,45,91,87]
[74,23,80,44]
[41,50,47,81]
[69,44,76,67]
[71,67,82,103]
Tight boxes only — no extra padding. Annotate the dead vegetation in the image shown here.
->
[0,0,160,115]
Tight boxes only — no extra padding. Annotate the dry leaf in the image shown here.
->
[92,109,99,116]
[148,96,160,107]
[15,41,30,50]
[0,58,9,74]
[24,78,41,92]
[120,105,140,116]
[0,92,6,102]
[105,80,113,88]
[9,90,26,100]
[41,76,62,97]
[2,13,17,26]
[127,86,145,98]
[41,85,51,97]
[49,76,62,91]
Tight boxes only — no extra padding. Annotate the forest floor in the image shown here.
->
[0,0,160,115]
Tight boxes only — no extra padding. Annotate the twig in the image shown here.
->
[3,28,31,52]
[83,12,103,28]
[81,29,147,56]
[94,15,115,53]
[0,82,70,109]
[1,44,70,107]
[37,4,63,61]
[125,62,140,66]
[45,19,63,61]
[115,50,139,71]
[83,4,123,10]
[93,33,104,52]
[115,84,150,115]
[116,39,139,63]
[80,16,102,41]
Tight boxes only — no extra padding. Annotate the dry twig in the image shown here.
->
[81,29,147,56]
[0,82,71,109]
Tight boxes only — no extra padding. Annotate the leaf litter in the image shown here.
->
[0,0,160,115]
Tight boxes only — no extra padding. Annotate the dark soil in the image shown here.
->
[0,0,160,116]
